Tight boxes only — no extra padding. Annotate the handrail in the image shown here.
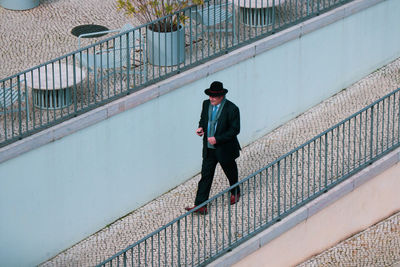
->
[1,0,352,148]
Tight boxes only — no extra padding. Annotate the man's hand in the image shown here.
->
[208,137,217,145]
[196,127,204,136]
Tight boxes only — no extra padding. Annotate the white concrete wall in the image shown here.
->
[1,0,400,265]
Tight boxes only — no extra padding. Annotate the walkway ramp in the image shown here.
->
[41,57,400,266]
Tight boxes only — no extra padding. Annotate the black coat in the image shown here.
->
[199,99,241,163]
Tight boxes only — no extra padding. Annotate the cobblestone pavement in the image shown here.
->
[0,0,140,79]
[298,211,400,267]
[2,1,400,266]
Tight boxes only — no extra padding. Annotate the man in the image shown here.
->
[185,81,241,215]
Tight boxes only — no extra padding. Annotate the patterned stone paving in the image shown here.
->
[298,211,400,267]
[0,0,139,80]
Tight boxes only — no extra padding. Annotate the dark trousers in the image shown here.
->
[195,148,240,205]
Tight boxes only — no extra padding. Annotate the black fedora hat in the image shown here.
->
[205,81,228,96]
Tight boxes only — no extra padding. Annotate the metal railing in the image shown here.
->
[0,0,351,147]
[98,86,400,266]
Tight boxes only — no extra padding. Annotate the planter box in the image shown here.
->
[147,25,185,67]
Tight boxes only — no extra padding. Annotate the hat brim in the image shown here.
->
[204,88,228,96]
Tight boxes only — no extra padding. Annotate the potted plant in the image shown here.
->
[117,0,202,66]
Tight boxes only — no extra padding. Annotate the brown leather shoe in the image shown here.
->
[230,194,240,205]
[185,205,208,215]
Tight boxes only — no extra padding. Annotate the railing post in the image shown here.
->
[228,193,232,247]
[177,15,181,73]
[93,47,98,102]
[277,160,281,217]
[324,133,328,188]
[271,164,275,216]
[177,220,181,267]
[17,78,22,136]
[272,0,276,32]
[72,55,77,113]
[126,31,130,91]
[225,0,228,50]
[370,106,374,160]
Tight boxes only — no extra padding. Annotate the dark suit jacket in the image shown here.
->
[199,99,241,163]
